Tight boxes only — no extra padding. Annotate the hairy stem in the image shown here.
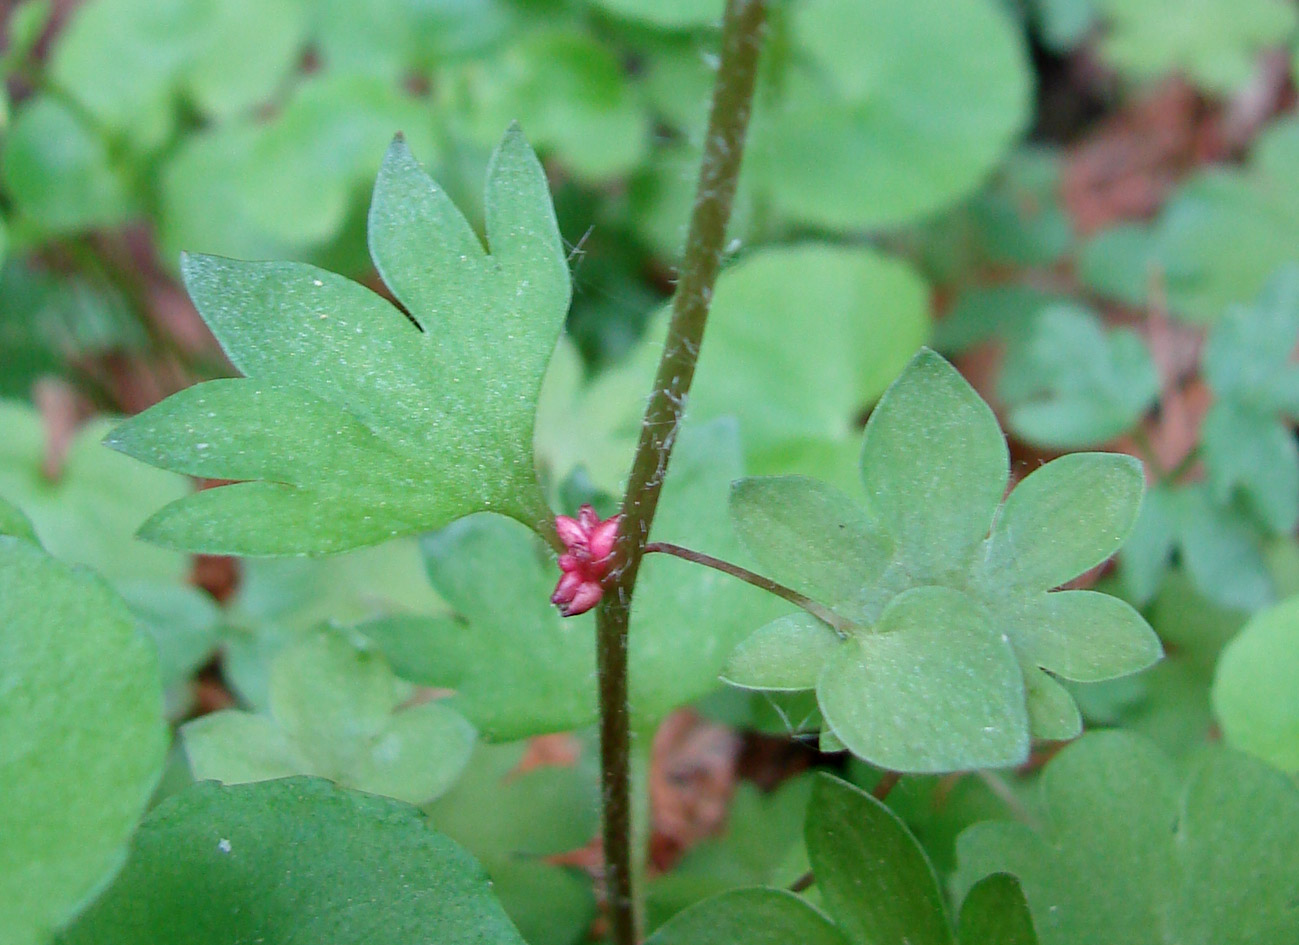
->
[644,542,857,636]
[788,772,902,893]
[594,2,767,941]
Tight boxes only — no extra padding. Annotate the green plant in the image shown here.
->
[5,1,1299,944]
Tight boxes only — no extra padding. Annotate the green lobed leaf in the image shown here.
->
[1200,267,1299,532]
[728,350,1156,771]
[221,538,447,709]
[1021,664,1083,741]
[1212,594,1299,771]
[1096,0,1296,94]
[1120,482,1276,610]
[721,613,843,692]
[184,630,474,805]
[984,451,1146,592]
[110,129,568,555]
[730,476,889,603]
[1001,591,1160,683]
[61,778,528,945]
[363,513,598,742]
[50,0,306,145]
[999,305,1159,449]
[366,420,784,736]
[444,29,650,183]
[1,538,167,945]
[0,404,190,587]
[1135,120,1299,322]
[956,732,1299,944]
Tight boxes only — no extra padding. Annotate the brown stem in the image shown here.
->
[788,771,902,894]
[644,542,857,636]
[593,3,768,942]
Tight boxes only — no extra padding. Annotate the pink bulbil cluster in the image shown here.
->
[552,505,621,617]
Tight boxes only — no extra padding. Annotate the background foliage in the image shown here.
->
[3,0,1299,942]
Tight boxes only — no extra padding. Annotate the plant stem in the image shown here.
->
[644,542,857,635]
[788,771,902,893]
[594,2,767,941]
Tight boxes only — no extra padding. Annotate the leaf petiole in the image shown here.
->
[643,541,858,637]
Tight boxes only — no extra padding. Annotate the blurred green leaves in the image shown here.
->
[998,304,1159,449]
[184,629,475,805]
[955,732,1299,945]
[1095,0,1296,95]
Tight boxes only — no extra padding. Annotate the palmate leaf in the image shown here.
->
[182,629,475,805]
[109,127,569,555]
[954,731,1299,945]
[727,350,1160,772]
[998,304,1159,450]
[61,778,528,945]
[1201,266,1299,533]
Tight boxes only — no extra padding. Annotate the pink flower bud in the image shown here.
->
[550,506,622,617]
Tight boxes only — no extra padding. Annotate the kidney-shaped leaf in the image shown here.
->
[954,731,1299,945]
[1,538,166,945]
[60,778,527,945]
[109,128,569,555]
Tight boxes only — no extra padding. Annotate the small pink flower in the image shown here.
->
[551,504,621,617]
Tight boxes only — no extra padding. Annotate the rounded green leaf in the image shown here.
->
[690,245,931,488]
[1005,590,1162,683]
[759,0,1030,230]
[61,778,528,945]
[860,350,1009,579]
[1,97,133,234]
[1,538,166,944]
[645,889,850,945]
[1213,594,1299,771]
[988,452,1145,591]
[818,586,1027,772]
[722,613,842,692]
